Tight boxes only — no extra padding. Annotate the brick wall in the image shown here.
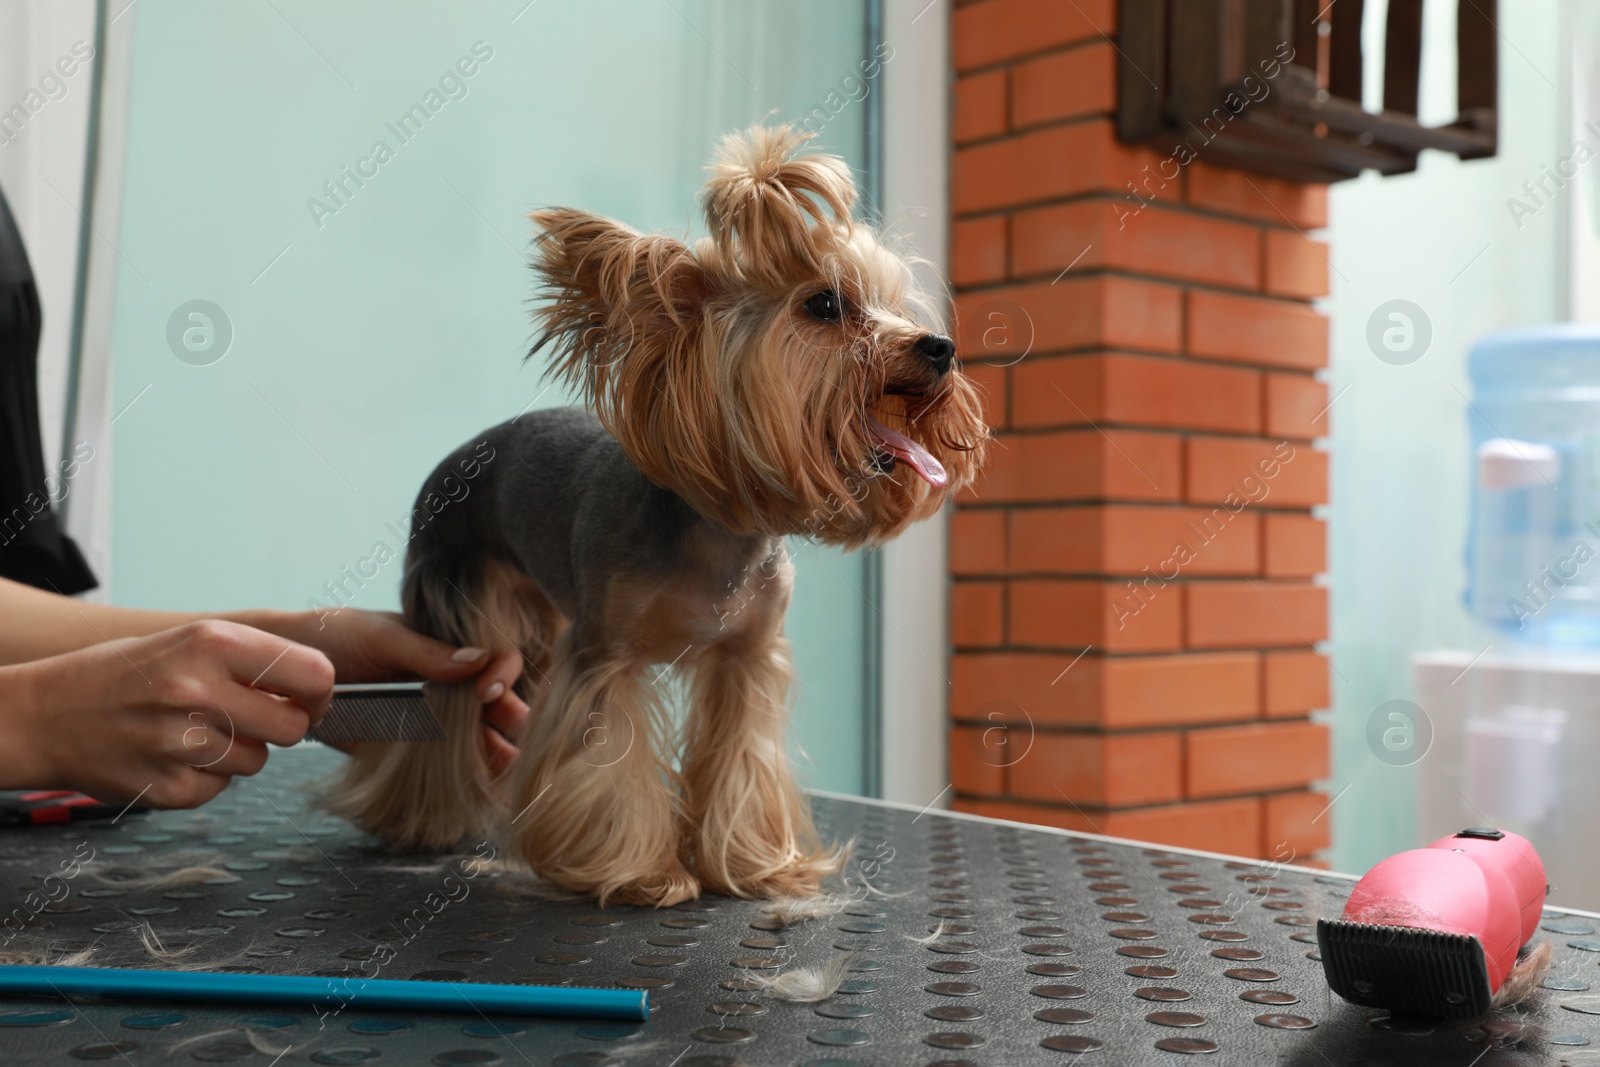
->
[946,0,1333,862]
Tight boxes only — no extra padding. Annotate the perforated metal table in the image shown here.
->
[1,745,1597,1064]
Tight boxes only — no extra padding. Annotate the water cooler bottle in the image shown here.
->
[1415,324,1600,906]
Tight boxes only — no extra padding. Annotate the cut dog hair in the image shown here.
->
[328,124,989,906]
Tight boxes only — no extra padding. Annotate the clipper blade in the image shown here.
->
[1316,918,1492,1019]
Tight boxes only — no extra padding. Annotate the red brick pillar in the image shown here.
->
[946,0,1333,862]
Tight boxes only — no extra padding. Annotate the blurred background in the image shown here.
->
[1,0,948,806]
[5,0,1600,902]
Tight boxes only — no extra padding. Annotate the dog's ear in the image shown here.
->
[529,208,713,410]
[701,125,856,282]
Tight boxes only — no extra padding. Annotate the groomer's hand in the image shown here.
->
[253,608,529,776]
[0,620,334,807]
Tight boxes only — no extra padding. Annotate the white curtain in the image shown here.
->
[0,0,125,597]
[1571,0,1600,321]
[0,0,97,475]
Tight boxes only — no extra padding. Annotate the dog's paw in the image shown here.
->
[600,863,702,908]
[699,851,843,901]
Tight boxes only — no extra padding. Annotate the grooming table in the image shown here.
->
[1,747,1597,1065]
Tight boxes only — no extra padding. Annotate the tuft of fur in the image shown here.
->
[123,919,256,972]
[0,945,97,967]
[133,920,200,963]
[94,865,239,888]
[1491,939,1551,1009]
[761,893,854,928]
[247,846,325,865]
[167,1028,297,1058]
[906,920,952,945]
[751,952,860,1002]
[2,922,251,974]
[702,124,858,285]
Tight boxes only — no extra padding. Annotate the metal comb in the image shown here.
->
[308,682,446,744]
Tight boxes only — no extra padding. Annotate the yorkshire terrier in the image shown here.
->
[329,125,989,906]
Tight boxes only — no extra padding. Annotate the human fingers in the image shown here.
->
[143,765,231,810]
[475,649,524,705]
[201,685,317,749]
[206,737,269,779]
[161,678,313,752]
[284,607,491,686]
[483,725,519,778]
[484,687,529,741]
[337,609,491,684]
[176,718,270,779]
[178,621,335,723]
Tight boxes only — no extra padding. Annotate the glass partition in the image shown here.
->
[105,0,877,792]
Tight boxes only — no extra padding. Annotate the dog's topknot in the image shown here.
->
[701,124,857,283]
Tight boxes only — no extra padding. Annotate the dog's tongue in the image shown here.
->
[867,415,947,488]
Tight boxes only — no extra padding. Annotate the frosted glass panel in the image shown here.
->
[105,0,873,792]
[1326,1,1569,872]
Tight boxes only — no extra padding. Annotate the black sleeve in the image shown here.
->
[0,182,96,595]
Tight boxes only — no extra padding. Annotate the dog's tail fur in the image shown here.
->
[323,556,551,850]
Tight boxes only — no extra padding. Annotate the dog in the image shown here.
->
[328,124,989,906]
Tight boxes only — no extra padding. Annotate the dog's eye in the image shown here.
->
[804,290,843,323]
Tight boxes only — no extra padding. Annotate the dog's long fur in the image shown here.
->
[326,125,989,906]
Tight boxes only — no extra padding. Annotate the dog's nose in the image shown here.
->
[914,333,955,374]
